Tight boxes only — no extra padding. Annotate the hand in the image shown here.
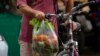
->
[34,10,45,20]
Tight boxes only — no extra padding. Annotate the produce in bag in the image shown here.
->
[30,19,59,56]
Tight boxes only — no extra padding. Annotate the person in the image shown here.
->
[17,0,75,56]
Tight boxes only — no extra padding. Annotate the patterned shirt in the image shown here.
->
[17,0,58,43]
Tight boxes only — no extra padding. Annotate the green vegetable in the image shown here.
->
[29,19,54,30]
[29,18,41,27]
[45,21,54,30]
[37,41,45,47]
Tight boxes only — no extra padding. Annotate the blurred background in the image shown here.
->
[0,0,100,56]
[0,0,21,56]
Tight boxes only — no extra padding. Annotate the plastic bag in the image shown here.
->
[30,19,59,56]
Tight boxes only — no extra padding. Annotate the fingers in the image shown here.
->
[34,11,45,20]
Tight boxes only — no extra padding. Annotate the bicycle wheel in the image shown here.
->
[57,50,71,56]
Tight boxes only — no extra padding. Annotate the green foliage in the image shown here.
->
[29,19,54,30]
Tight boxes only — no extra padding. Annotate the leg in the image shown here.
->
[19,41,34,56]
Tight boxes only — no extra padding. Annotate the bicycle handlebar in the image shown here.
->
[74,1,95,11]
[45,13,69,19]
[45,1,96,19]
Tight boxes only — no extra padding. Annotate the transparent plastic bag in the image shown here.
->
[30,19,59,56]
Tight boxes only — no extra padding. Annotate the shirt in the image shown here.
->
[17,0,58,43]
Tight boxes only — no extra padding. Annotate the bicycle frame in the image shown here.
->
[57,12,79,56]
[45,1,96,56]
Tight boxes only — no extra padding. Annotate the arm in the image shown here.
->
[64,0,74,12]
[18,4,36,17]
[17,0,45,19]
[62,0,78,31]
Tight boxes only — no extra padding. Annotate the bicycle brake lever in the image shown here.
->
[45,13,51,19]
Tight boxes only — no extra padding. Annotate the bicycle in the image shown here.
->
[45,1,95,56]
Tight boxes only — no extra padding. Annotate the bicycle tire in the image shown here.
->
[57,50,71,56]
